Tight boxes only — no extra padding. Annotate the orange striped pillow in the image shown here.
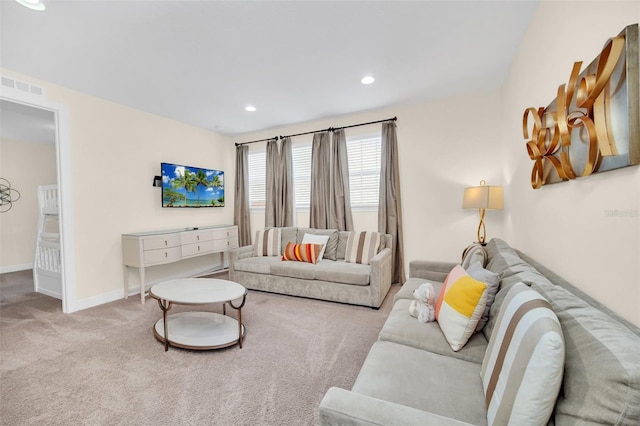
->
[282,242,322,264]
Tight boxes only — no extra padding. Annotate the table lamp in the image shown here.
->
[462,180,503,245]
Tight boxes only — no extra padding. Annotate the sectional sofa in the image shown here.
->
[228,227,393,308]
[320,238,640,425]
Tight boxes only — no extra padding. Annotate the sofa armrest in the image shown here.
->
[409,260,457,283]
[228,245,255,275]
[319,387,475,426]
[369,247,393,308]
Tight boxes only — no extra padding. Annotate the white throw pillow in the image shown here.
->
[301,233,330,260]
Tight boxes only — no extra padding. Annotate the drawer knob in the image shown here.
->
[197,235,200,241]
[198,246,201,251]
[164,252,168,257]
[164,240,167,246]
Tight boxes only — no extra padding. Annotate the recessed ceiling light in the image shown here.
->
[15,0,46,11]
[245,105,257,112]
[361,75,375,85]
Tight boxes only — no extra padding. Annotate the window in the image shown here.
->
[347,135,381,209]
[292,143,311,209]
[248,150,266,209]
[246,134,381,211]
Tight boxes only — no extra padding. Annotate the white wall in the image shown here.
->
[0,138,57,271]
[1,69,235,303]
[237,89,505,273]
[503,1,640,326]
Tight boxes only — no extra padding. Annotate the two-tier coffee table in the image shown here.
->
[148,278,247,352]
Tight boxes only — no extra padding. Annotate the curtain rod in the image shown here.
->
[235,116,397,146]
[279,116,397,140]
[235,136,278,147]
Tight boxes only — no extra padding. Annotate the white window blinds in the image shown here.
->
[248,150,266,209]
[247,134,381,211]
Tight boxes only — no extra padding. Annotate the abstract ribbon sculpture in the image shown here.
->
[0,178,21,213]
[523,34,625,189]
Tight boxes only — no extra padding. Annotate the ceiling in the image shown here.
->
[0,1,538,137]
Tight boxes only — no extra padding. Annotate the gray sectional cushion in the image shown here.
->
[297,228,339,260]
[379,299,488,364]
[232,256,281,274]
[461,243,487,269]
[394,277,443,304]
[532,280,640,425]
[465,262,499,332]
[314,260,370,286]
[352,341,487,426]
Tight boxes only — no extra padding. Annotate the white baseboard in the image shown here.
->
[73,288,127,312]
[0,263,33,274]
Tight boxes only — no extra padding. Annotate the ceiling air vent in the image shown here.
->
[1,75,44,97]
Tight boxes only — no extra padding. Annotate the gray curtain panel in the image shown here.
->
[310,131,331,229]
[278,137,294,227]
[379,121,406,284]
[330,129,353,231]
[234,144,252,247]
[265,139,279,228]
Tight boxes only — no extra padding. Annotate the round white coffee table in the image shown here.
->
[148,278,247,352]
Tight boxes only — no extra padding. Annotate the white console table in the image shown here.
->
[122,225,238,303]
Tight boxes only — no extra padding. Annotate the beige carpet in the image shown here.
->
[0,271,398,425]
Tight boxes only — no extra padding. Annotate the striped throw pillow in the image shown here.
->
[282,242,322,264]
[344,231,381,265]
[480,283,565,426]
[254,228,281,257]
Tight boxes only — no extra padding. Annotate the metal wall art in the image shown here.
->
[0,178,21,213]
[523,24,639,189]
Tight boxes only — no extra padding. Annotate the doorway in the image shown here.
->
[0,85,76,313]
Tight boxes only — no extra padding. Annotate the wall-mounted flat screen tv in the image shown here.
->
[161,162,224,208]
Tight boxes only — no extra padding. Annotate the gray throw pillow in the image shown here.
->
[466,261,500,332]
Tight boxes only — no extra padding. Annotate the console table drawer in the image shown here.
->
[144,246,182,265]
[213,237,238,251]
[181,230,214,245]
[182,240,215,257]
[213,229,235,240]
[144,235,181,251]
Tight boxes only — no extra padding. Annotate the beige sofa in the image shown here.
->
[228,227,393,308]
[320,238,640,425]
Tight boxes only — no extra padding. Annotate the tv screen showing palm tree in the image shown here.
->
[161,162,224,207]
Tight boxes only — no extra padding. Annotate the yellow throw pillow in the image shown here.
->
[437,274,488,351]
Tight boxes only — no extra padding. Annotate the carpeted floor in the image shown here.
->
[0,271,398,425]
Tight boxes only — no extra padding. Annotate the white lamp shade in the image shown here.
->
[462,185,504,210]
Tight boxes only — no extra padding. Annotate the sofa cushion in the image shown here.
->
[233,256,282,275]
[282,242,322,264]
[466,262,500,332]
[379,299,488,364]
[394,277,443,304]
[254,228,281,256]
[279,227,298,255]
[270,259,316,280]
[314,260,370,286]
[531,280,640,425]
[296,228,339,260]
[345,231,381,265]
[352,341,488,426]
[481,283,564,426]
